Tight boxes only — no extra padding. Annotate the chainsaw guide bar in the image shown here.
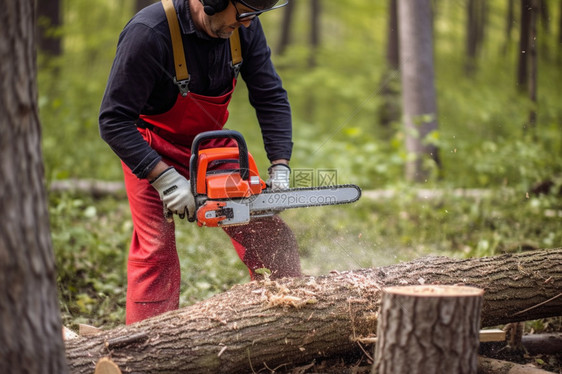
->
[251,184,362,213]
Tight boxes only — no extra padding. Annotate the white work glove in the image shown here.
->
[150,167,195,220]
[267,163,291,191]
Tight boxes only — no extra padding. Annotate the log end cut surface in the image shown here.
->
[384,284,485,297]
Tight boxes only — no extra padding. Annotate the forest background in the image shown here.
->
[37,0,562,330]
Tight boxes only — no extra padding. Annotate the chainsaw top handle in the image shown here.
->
[189,130,250,196]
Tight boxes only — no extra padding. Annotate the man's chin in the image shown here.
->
[215,27,236,39]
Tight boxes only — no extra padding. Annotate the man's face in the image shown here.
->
[206,1,255,39]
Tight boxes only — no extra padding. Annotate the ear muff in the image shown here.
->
[201,0,229,15]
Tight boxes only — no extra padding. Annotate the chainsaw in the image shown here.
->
[188,130,361,227]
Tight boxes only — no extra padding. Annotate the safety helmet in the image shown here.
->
[202,0,287,15]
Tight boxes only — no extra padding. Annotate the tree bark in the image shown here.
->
[373,285,484,374]
[0,1,68,373]
[398,0,440,182]
[65,249,562,373]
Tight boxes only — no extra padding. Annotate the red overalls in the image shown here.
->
[122,15,301,324]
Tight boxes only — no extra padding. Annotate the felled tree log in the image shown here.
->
[65,249,562,373]
[48,179,124,197]
[373,285,484,374]
[522,333,562,355]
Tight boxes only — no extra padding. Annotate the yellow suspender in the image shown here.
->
[162,0,188,83]
[229,25,243,72]
[161,0,242,96]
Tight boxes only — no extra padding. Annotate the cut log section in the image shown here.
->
[79,324,102,337]
[373,285,484,374]
[62,326,79,340]
[65,249,562,373]
[94,357,122,374]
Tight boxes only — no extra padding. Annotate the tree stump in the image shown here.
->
[373,285,484,374]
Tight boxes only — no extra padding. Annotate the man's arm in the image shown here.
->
[99,22,167,179]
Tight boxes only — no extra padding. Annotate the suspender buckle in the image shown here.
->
[174,77,190,96]
[230,61,243,79]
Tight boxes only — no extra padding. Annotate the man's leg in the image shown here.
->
[122,163,181,324]
[223,215,302,280]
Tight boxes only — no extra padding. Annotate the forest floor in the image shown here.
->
[272,347,562,374]
[271,319,562,373]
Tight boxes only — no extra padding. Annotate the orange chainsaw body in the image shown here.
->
[194,146,266,227]
[195,147,265,199]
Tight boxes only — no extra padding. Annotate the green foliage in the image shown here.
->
[40,0,562,327]
[39,0,134,181]
[50,193,129,327]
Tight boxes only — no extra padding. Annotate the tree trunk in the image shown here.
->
[303,0,321,122]
[527,0,539,132]
[0,1,68,373]
[398,0,440,182]
[466,0,479,74]
[277,0,295,55]
[539,0,549,33]
[377,0,401,133]
[373,285,484,374]
[504,0,515,53]
[518,0,532,90]
[308,0,320,68]
[386,0,399,70]
[37,0,61,57]
[65,249,562,373]
[465,0,487,75]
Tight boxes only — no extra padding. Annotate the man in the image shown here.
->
[99,0,301,324]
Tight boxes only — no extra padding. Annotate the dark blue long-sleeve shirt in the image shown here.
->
[99,0,292,179]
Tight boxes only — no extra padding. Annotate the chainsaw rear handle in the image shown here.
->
[189,130,250,196]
